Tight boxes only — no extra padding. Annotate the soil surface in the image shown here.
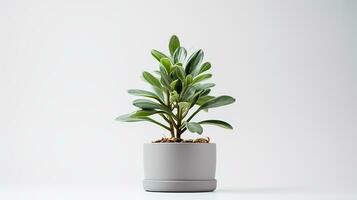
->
[152,137,210,143]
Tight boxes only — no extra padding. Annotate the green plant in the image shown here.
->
[116,35,235,139]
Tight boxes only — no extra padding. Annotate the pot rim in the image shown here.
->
[144,143,216,145]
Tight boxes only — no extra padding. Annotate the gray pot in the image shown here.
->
[143,143,217,192]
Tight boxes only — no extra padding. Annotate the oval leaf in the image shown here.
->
[132,99,171,115]
[185,49,204,75]
[115,114,170,130]
[193,83,215,91]
[133,99,162,110]
[128,89,163,104]
[143,71,162,89]
[198,62,211,74]
[200,95,235,110]
[175,79,183,94]
[132,110,163,117]
[199,120,233,129]
[169,35,180,55]
[160,58,172,73]
[175,66,186,81]
[192,73,212,85]
[173,47,187,64]
[151,49,169,62]
[196,95,215,106]
[186,122,203,134]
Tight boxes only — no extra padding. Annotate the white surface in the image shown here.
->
[1,0,357,194]
[1,187,356,200]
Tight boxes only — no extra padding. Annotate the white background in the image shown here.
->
[1,0,356,199]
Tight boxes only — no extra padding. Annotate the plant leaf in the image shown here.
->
[199,120,233,129]
[198,62,211,74]
[153,87,164,101]
[200,89,211,97]
[181,86,196,101]
[169,35,180,56]
[185,74,193,86]
[169,91,179,103]
[196,95,215,106]
[133,99,162,110]
[192,73,212,85]
[173,47,187,64]
[178,102,191,114]
[128,89,162,102]
[115,114,139,122]
[175,65,186,81]
[170,79,178,90]
[132,110,163,117]
[185,49,204,75]
[175,79,183,94]
[133,99,172,114]
[160,58,172,73]
[186,122,203,134]
[200,95,235,110]
[151,49,169,62]
[115,114,171,130]
[143,71,162,89]
[193,83,215,91]
[160,68,171,89]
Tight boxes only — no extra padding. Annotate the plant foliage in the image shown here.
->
[116,35,235,139]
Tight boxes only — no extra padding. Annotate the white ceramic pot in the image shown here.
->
[143,143,217,192]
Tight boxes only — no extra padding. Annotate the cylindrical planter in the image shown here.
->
[143,143,216,192]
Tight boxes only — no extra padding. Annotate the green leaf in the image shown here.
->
[200,95,235,110]
[175,66,186,81]
[169,35,180,56]
[115,114,138,122]
[128,89,162,102]
[160,76,170,89]
[170,79,178,90]
[198,62,211,74]
[133,99,172,114]
[191,73,212,85]
[199,120,233,129]
[153,87,164,101]
[115,114,171,130]
[181,86,196,101]
[132,110,163,117]
[159,67,171,89]
[193,83,215,91]
[200,89,211,97]
[185,74,193,86]
[189,92,201,108]
[143,71,162,89]
[178,102,191,114]
[160,58,172,73]
[186,122,203,134]
[185,49,204,75]
[133,99,162,110]
[173,47,187,64]
[175,79,183,94]
[196,95,215,106]
[151,49,169,62]
[169,91,179,103]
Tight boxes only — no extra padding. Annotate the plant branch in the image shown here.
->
[141,117,171,131]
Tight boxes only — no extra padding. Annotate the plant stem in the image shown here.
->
[144,117,171,131]
[165,90,175,138]
[175,104,182,139]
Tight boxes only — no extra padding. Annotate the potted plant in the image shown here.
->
[116,35,235,192]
